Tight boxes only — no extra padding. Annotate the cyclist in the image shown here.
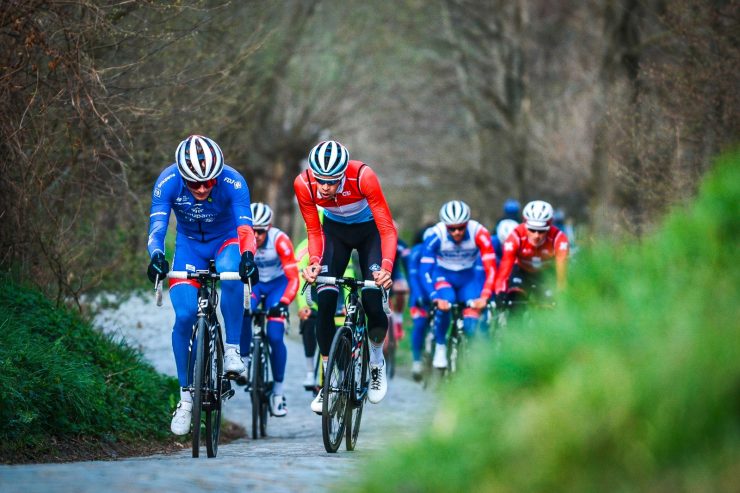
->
[387,224,410,364]
[146,135,259,435]
[493,219,519,267]
[495,198,521,230]
[494,200,570,310]
[294,140,397,412]
[239,202,298,417]
[408,225,435,381]
[420,200,496,369]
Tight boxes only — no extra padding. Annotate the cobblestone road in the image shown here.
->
[0,291,437,493]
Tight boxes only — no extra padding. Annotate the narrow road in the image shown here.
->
[0,291,437,493]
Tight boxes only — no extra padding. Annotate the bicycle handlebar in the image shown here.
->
[154,271,251,310]
[315,276,378,289]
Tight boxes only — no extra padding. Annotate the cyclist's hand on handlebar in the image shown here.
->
[434,298,451,311]
[268,302,289,317]
[469,298,487,311]
[239,251,259,284]
[372,268,393,290]
[298,306,313,321]
[302,263,321,283]
[147,252,169,283]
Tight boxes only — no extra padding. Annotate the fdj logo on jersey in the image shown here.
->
[223,177,242,189]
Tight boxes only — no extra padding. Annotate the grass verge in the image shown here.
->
[353,151,740,492]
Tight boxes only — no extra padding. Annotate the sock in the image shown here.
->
[305,356,314,372]
[273,381,284,395]
[321,356,328,373]
[370,341,384,366]
[180,388,192,403]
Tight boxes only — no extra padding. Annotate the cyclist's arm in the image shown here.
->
[419,233,440,297]
[293,174,324,265]
[228,172,256,255]
[294,240,313,310]
[147,168,176,258]
[275,232,299,304]
[494,233,520,294]
[358,166,396,272]
[474,225,497,300]
[554,230,570,291]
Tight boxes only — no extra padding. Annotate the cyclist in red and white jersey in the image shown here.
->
[494,200,569,308]
[238,202,298,417]
[294,140,397,413]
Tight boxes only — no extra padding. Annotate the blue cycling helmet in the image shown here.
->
[308,140,349,178]
[503,199,521,216]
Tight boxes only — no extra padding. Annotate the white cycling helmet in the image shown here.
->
[496,219,519,244]
[522,200,554,230]
[175,135,224,182]
[308,140,349,178]
[439,200,471,226]
[250,202,273,228]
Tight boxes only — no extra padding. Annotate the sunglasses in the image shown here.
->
[527,228,547,234]
[446,225,467,233]
[184,178,217,189]
[253,228,268,235]
[315,176,342,186]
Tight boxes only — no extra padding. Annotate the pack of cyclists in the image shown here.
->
[146,135,571,437]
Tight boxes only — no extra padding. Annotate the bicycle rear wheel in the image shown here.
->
[322,326,352,453]
[250,338,263,440]
[191,317,207,458]
[346,327,369,451]
[204,326,223,458]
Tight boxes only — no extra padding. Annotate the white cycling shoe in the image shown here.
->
[224,345,246,377]
[270,394,287,417]
[368,360,388,404]
[310,390,324,414]
[433,343,448,369]
[170,400,193,435]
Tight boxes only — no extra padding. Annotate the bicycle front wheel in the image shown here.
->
[346,327,369,451]
[322,326,352,453]
[250,338,263,440]
[191,317,207,458]
[204,325,223,458]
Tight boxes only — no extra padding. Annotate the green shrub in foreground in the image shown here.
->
[355,152,739,492]
[0,279,179,457]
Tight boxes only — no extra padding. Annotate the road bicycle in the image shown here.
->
[155,260,247,458]
[307,276,386,453]
[245,294,288,439]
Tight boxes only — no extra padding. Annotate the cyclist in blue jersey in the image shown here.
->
[408,226,435,381]
[420,201,496,369]
[146,135,259,435]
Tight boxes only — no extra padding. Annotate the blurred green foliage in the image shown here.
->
[0,277,180,459]
[354,151,740,492]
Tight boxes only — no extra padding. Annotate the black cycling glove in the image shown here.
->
[147,252,169,283]
[268,302,289,317]
[495,291,508,309]
[239,251,259,285]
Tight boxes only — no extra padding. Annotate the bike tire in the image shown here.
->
[346,325,369,451]
[385,321,396,380]
[191,317,207,458]
[205,325,223,458]
[260,341,271,437]
[250,338,262,440]
[322,326,352,453]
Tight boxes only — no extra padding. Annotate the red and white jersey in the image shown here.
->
[293,160,397,272]
[255,227,299,304]
[494,223,569,292]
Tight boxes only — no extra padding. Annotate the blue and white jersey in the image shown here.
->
[255,227,290,283]
[147,164,252,257]
[421,220,485,272]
